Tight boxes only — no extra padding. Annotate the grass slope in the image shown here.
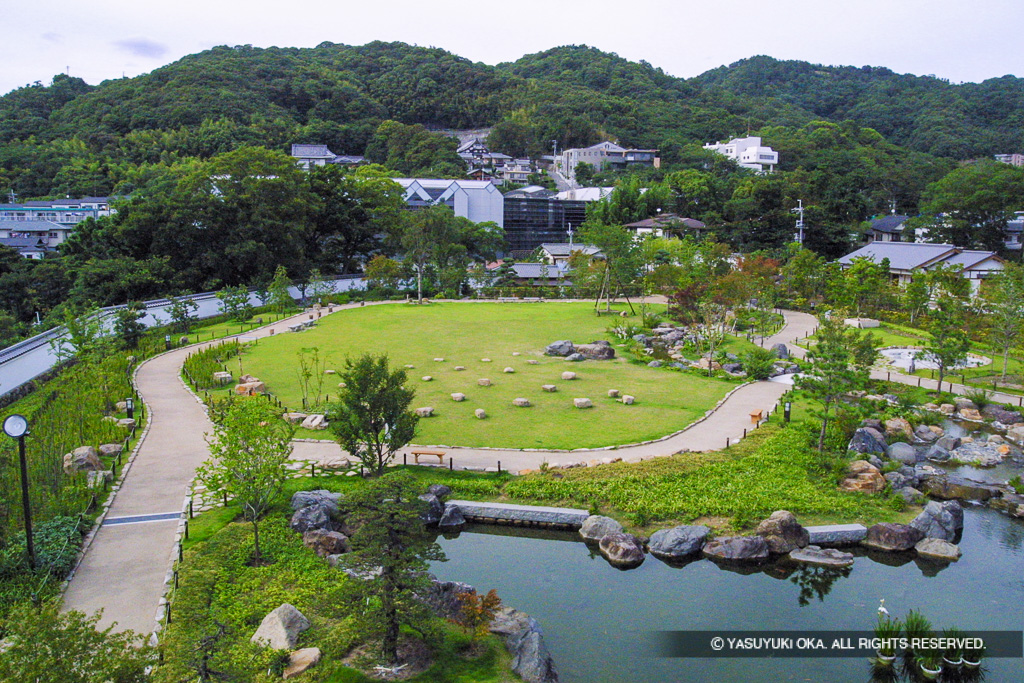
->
[239,302,735,449]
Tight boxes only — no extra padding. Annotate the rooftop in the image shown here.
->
[838,242,1001,272]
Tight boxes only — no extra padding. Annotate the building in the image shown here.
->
[624,213,706,238]
[290,144,365,169]
[394,178,504,227]
[838,242,1004,295]
[703,136,779,172]
[558,142,660,182]
[994,153,1024,167]
[865,212,1022,251]
[1006,213,1023,251]
[502,192,586,256]
[553,187,614,202]
[866,215,911,243]
[0,196,112,258]
[539,242,602,267]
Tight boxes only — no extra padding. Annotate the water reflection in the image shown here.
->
[787,563,853,606]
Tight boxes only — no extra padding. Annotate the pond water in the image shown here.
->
[879,348,991,372]
[431,508,1024,683]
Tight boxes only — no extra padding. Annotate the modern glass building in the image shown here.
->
[502,195,587,257]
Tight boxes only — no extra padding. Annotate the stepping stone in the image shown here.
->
[574,398,593,409]
[621,395,635,405]
[454,366,466,371]
[405,364,415,369]
[562,371,577,380]
[512,352,521,356]
[512,398,531,407]
[608,389,620,398]
[433,358,445,362]
[504,367,515,373]
[480,358,492,362]
[475,409,487,419]
[526,359,539,365]
[542,385,557,392]
[478,378,491,386]
[415,407,434,418]
[421,376,432,381]
[451,393,466,402]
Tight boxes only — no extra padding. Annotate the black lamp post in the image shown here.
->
[3,414,34,569]
[125,397,135,420]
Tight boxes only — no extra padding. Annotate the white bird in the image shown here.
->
[878,599,889,616]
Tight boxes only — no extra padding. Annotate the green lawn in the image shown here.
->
[235,302,735,449]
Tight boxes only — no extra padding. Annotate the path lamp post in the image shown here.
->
[125,397,135,420]
[3,414,35,569]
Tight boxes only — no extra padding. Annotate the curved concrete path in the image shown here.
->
[61,301,810,634]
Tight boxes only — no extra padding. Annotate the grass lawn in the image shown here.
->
[235,302,737,450]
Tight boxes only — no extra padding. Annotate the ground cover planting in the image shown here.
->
[236,302,739,449]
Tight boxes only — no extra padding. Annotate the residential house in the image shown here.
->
[995,153,1024,167]
[394,178,504,227]
[290,144,365,169]
[558,142,660,182]
[866,215,911,243]
[0,196,112,258]
[838,242,1005,295]
[1006,213,1023,252]
[624,213,706,239]
[539,242,602,267]
[703,136,778,172]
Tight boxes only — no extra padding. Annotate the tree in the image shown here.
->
[920,160,1024,250]
[926,293,972,388]
[216,284,252,322]
[797,313,875,451]
[50,303,109,363]
[574,161,596,185]
[986,264,1024,382]
[0,601,154,683]
[364,255,404,292]
[197,399,294,564]
[453,589,502,642]
[112,301,146,350]
[579,222,643,312]
[329,354,418,476]
[268,265,293,313]
[344,471,446,664]
[306,268,335,304]
[167,294,198,333]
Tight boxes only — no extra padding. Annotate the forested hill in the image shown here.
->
[0,41,1021,198]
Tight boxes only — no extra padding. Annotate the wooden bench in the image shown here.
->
[410,449,446,465]
[749,409,763,424]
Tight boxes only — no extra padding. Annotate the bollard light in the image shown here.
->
[3,414,34,568]
[784,401,792,423]
[126,397,135,420]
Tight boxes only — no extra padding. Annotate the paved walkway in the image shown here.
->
[60,301,813,635]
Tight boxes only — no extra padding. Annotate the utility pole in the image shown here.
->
[567,223,574,250]
[791,200,805,244]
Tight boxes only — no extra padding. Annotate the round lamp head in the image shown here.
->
[3,414,29,438]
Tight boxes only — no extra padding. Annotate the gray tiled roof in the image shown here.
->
[838,242,959,271]
[541,243,601,257]
[291,144,334,158]
[870,215,909,233]
[0,219,66,231]
[511,262,570,279]
[942,250,1002,270]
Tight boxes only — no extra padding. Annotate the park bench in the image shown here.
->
[410,449,446,465]
[750,409,763,424]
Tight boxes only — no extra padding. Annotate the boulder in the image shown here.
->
[909,500,964,541]
[923,443,951,462]
[283,648,321,680]
[579,515,623,542]
[290,504,337,533]
[415,406,434,418]
[480,358,492,363]
[862,523,925,552]
[788,546,855,568]
[115,401,128,412]
[290,490,342,514]
[990,492,1024,518]
[117,418,136,429]
[959,408,984,422]
[838,460,886,493]
[250,603,310,650]
[860,418,883,430]
[647,360,662,368]
[914,424,940,442]
[565,353,585,362]
[898,487,926,505]
[771,343,789,359]
[887,442,918,465]
[885,471,911,490]
[234,381,266,395]
[953,397,978,412]
[419,494,444,525]
[939,403,956,415]
[697,358,723,371]
[884,418,914,441]
[433,358,445,362]
[86,470,114,489]
[573,398,593,409]
[915,538,961,562]
[63,446,102,475]
[541,384,557,392]
[438,504,466,529]
[702,536,770,562]
[1008,425,1024,446]
[474,409,487,419]
[598,533,646,569]
[621,395,635,405]
[576,343,615,360]
[421,375,433,382]
[300,414,327,430]
[545,340,575,357]
[504,367,516,373]
[282,412,308,424]
[922,475,1000,501]
[451,393,466,402]
[561,371,577,380]
[478,378,492,387]
[239,374,259,384]
[97,443,122,457]
[526,359,539,365]
[935,435,962,451]
[512,398,531,407]
[454,365,466,371]
[427,484,452,500]
[982,404,1023,424]
[489,606,559,683]
[848,427,888,454]
[302,529,349,557]
[755,510,809,554]
[648,525,710,559]
[607,389,620,398]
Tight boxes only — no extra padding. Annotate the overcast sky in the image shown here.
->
[4,0,1022,96]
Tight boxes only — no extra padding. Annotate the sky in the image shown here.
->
[4,0,1023,96]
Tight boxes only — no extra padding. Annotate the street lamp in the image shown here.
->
[125,397,134,420]
[3,414,34,569]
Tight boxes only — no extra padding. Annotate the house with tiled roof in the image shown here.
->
[624,213,706,238]
[838,242,1005,295]
[290,144,365,169]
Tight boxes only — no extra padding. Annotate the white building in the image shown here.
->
[394,179,504,228]
[703,136,778,172]
[558,142,659,182]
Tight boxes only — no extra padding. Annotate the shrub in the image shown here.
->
[742,348,777,380]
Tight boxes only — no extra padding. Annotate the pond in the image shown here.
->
[879,348,991,372]
[431,508,1024,683]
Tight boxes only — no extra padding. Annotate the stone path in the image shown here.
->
[59,301,814,635]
